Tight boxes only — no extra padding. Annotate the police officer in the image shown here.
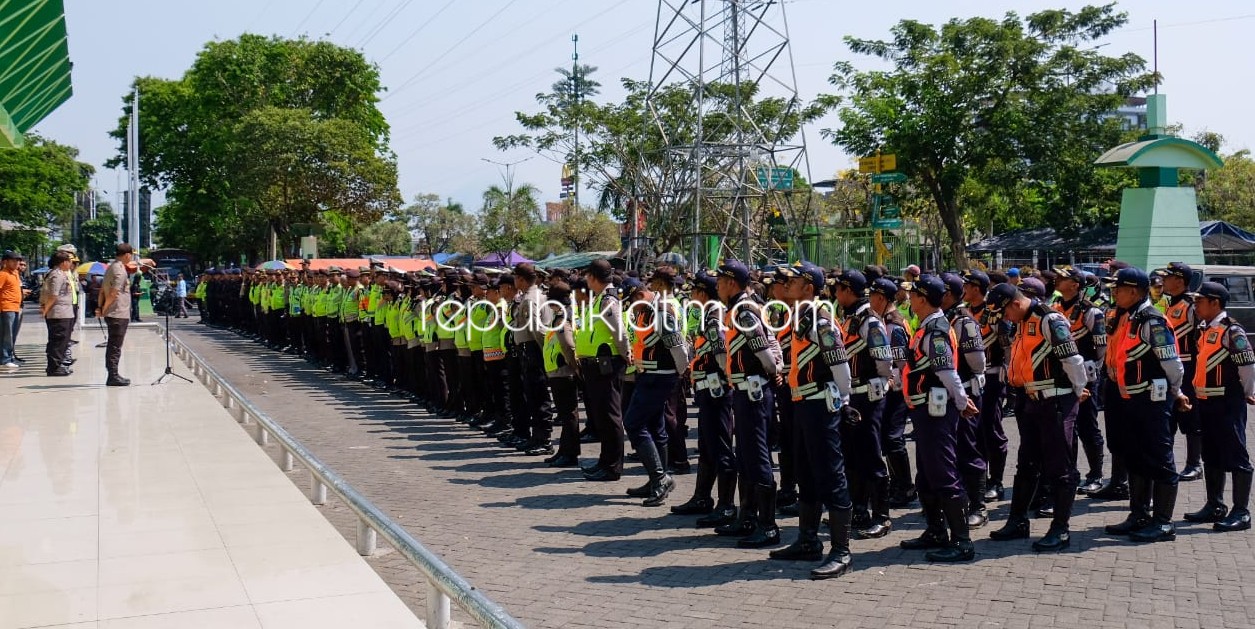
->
[671,270,739,526]
[579,260,633,482]
[763,269,799,516]
[985,279,1091,551]
[1103,267,1188,543]
[769,262,857,579]
[1160,262,1204,482]
[832,269,895,538]
[898,275,980,562]
[869,277,916,508]
[1053,268,1108,494]
[713,261,785,548]
[1183,281,1255,532]
[962,270,1012,503]
[941,273,989,528]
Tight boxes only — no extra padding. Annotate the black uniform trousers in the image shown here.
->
[733,386,775,488]
[456,353,476,414]
[550,375,581,458]
[1074,376,1104,475]
[519,342,554,441]
[880,390,909,461]
[1014,392,1081,489]
[426,347,447,408]
[507,349,529,439]
[794,398,853,510]
[978,373,1009,479]
[582,358,626,475]
[911,404,964,500]
[44,318,74,373]
[441,348,462,413]
[773,383,797,493]
[624,372,676,450]
[956,392,987,479]
[1198,395,1253,473]
[1124,393,1179,484]
[695,387,736,475]
[663,378,689,468]
[841,392,889,479]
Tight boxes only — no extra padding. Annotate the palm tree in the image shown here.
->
[479,182,541,260]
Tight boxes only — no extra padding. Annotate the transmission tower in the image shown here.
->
[646,0,812,267]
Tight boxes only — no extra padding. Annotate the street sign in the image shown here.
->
[858,154,897,173]
[873,218,903,229]
[757,166,794,190]
[870,172,907,184]
[880,205,901,220]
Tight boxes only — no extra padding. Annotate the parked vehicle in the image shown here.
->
[1191,265,1255,337]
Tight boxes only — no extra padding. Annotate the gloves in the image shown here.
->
[840,405,862,427]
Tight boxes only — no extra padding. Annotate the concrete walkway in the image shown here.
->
[0,310,424,629]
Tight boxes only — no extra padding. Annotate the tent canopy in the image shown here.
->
[475,251,533,268]
[967,221,1255,254]
[1,0,73,148]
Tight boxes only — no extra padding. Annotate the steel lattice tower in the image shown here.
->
[646,0,811,266]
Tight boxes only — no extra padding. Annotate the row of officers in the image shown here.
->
[193,258,1254,580]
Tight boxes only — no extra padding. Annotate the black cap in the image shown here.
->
[650,266,683,287]
[1,250,23,261]
[1194,281,1230,305]
[869,277,898,300]
[835,269,868,294]
[1160,262,1192,280]
[984,283,1020,313]
[940,273,964,299]
[780,262,827,292]
[1112,267,1150,290]
[1018,277,1048,299]
[717,260,751,285]
[690,269,719,295]
[1054,267,1084,282]
[961,269,990,291]
[621,276,644,298]
[908,274,946,306]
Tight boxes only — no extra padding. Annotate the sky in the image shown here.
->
[33,0,1255,215]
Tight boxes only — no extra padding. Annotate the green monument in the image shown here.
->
[1094,94,1223,270]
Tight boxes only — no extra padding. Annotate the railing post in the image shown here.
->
[426,582,451,629]
[310,477,327,505]
[281,449,294,472]
[255,425,269,446]
[356,520,377,556]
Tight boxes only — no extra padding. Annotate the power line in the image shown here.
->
[378,0,458,62]
[249,0,278,32]
[1124,13,1255,32]
[343,0,398,44]
[290,0,329,37]
[328,0,369,37]
[358,0,417,48]
[384,0,525,100]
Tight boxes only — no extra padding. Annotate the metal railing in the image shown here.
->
[155,326,526,629]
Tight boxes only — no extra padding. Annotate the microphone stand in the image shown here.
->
[153,295,192,385]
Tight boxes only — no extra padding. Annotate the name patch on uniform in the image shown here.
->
[1207,330,1221,345]
[1027,322,1038,336]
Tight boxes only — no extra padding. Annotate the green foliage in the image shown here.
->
[534,204,622,257]
[479,183,541,258]
[0,134,92,245]
[1201,150,1255,229]
[112,34,399,263]
[346,219,412,256]
[818,4,1154,267]
[397,193,479,257]
[80,204,121,262]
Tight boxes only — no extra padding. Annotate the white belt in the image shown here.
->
[1027,387,1071,401]
[643,369,677,375]
[851,384,871,394]
[964,376,985,396]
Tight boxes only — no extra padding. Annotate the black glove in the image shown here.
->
[840,405,862,427]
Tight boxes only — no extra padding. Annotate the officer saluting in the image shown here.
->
[985,278,1091,551]
[1103,267,1188,543]
[1183,281,1255,532]
[898,275,980,563]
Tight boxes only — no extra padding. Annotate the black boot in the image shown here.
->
[698,471,738,528]
[1033,483,1076,552]
[637,440,675,507]
[1184,467,1228,523]
[737,484,781,548]
[671,464,716,515]
[1216,470,1253,532]
[770,501,823,561]
[985,449,1008,502]
[1106,474,1152,535]
[1078,442,1106,494]
[1130,481,1178,542]
[1089,454,1130,500]
[886,451,917,508]
[900,492,949,550]
[1179,434,1203,482]
[854,477,893,539]
[990,473,1035,541]
[965,473,989,529]
[810,507,853,580]
[926,496,975,562]
[715,479,757,537]
[848,471,871,531]
[1034,482,1055,519]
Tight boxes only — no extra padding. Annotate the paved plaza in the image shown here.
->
[171,321,1255,629]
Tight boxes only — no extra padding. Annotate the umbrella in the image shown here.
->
[258,260,294,271]
[76,261,107,276]
[657,252,688,268]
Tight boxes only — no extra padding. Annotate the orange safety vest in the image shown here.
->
[1007,310,1065,393]
[901,318,957,409]
[1193,320,1238,399]
[1164,297,1196,365]
[1106,308,1166,399]
[723,303,768,384]
[788,320,827,402]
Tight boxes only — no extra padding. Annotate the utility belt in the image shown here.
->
[792,380,844,412]
[696,373,727,397]
[963,374,986,397]
[1119,378,1169,401]
[578,355,623,377]
[1025,387,1072,401]
[1196,385,1240,400]
[908,387,952,417]
[736,375,770,402]
[849,376,888,401]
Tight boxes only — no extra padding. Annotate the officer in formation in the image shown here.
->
[191,257,1253,579]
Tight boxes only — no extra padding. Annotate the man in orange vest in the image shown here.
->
[1053,268,1109,496]
[1158,262,1204,482]
[984,279,1091,551]
[940,273,990,529]
[1183,281,1255,532]
[769,261,857,579]
[1103,267,1189,543]
[898,275,980,562]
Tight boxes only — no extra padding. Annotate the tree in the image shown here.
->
[346,220,412,256]
[547,205,621,253]
[818,5,1154,267]
[397,193,479,257]
[1200,150,1255,228]
[111,35,399,262]
[0,135,92,254]
[479,183,541,258]
[80,204,121,262]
